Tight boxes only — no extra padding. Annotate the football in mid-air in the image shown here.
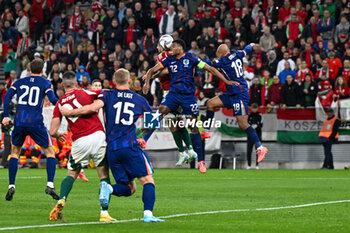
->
[159,34,173,51]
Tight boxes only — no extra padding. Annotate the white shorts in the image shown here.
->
[68,131,106,170]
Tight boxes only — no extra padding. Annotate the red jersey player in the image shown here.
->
[49,71,115,222]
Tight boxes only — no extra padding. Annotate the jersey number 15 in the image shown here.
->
[114,102,135,125]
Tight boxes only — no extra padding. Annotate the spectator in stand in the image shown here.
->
[229,18,246,47]
[266,0,279,26]
[301,73,318,107]
[57,45,71,64]
[15,9,29,34]
[273,20,288,47]
[249,77,265,107]
[278,0,291,23]
[214,20,227,44]
[277,51,296,76]
[188,41,200,57]
[67,5,84,41]
[17,32,31,60]
[315,60,335,84]
[247,23,261,44]
[145,1,158,36]
[140,28,157,56]
[6,70,17,88]
[334,15,350,45]
[159,5,178,35]
[116,1,127,24]
[51,0,65,40]
[4,46,17,78]
[267,50,278,74]
[337,59,350,85]
[267,75,283,110]
[333,76,350,101]
[156,0,168,24]
[199,8,215,29]
[0,82,7,107]
[259,26,277,52]
[301,16,318,43]
[92,23,105,50]
[243,57,254,87]
[181,19,200,48]
[281,74,301,109]
[65,33,75,55]
[318,80,334,107]
[317,9,334,42]
[279,61,296,84]
[76,65,90,84]
[197,91,208,107]
[326,49,342,80]
[296,60,314,84]
[286,14,303,42]
[200,27,217,59]
[74,44,88,66]
[252,44,268,65]
[319,0,336,20]
[123,17,142,48]
[251,3,260,22]
[105,18,122,52]
[2,20,18,46]
[299,43,315,69]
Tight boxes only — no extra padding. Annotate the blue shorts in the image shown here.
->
[161,92,199,116]
[12,125,53,148]
[219,91,249,116]
[107,146,154,184]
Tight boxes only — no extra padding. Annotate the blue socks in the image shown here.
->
[46,157,56,182]
[8,157,18,185]
[112,183,132,196]
[190,133,203,162]
[143,183,155,211]
[245,126,262,149]
[205,110,215,130]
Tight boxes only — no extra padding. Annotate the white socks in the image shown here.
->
[144,210,153,217]
[101,210,109,216]
[47,182,54,188]
[9,184,15,189]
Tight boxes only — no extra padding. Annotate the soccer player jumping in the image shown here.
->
[203,43,268,163]
[49,71,115,222]
[2,59,59,201]
[143,39,237,173]
[61,69,164,222]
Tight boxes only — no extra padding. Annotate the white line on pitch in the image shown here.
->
[0,177,42,180]
[0,199,349,231]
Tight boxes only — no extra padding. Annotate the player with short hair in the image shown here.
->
[2,58,59,201]
[91,79,102,90]
[143,39,237,173]
[60,69,164,222]
[203,43,268,163]
[49,71,115,222]
[143,40,198,166]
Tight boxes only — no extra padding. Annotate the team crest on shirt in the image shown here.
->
[183,59,189,67]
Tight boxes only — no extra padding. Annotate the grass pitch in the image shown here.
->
[0,168,349,233]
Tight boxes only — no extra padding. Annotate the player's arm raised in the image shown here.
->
[202,63,239,86]
[143,63,164,94]
[60,99,104,116]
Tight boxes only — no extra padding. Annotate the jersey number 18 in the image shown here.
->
[231,60,243,77]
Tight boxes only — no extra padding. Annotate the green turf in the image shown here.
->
[0,168,350,233]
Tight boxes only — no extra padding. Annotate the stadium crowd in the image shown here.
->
[1,0,350,111]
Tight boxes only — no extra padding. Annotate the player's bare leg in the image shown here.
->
[138,175,164,222]
[96,164,117,222]
[236,115,268,163]
[187,116,206,173]
[202,96,226,139]
[50,169,80,221]
[42,146,59,200]
[6,145,21,201]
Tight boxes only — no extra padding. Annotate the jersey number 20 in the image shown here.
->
[231,60,243,77]
[114,102,135,125]
[18,85,40,106]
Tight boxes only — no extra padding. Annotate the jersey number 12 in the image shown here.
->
[114,102,135,125]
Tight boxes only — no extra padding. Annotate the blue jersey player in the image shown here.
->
[203,43,268,163]
[2,58,60,201]
[60,69,164,222]
[143,39,237,173]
